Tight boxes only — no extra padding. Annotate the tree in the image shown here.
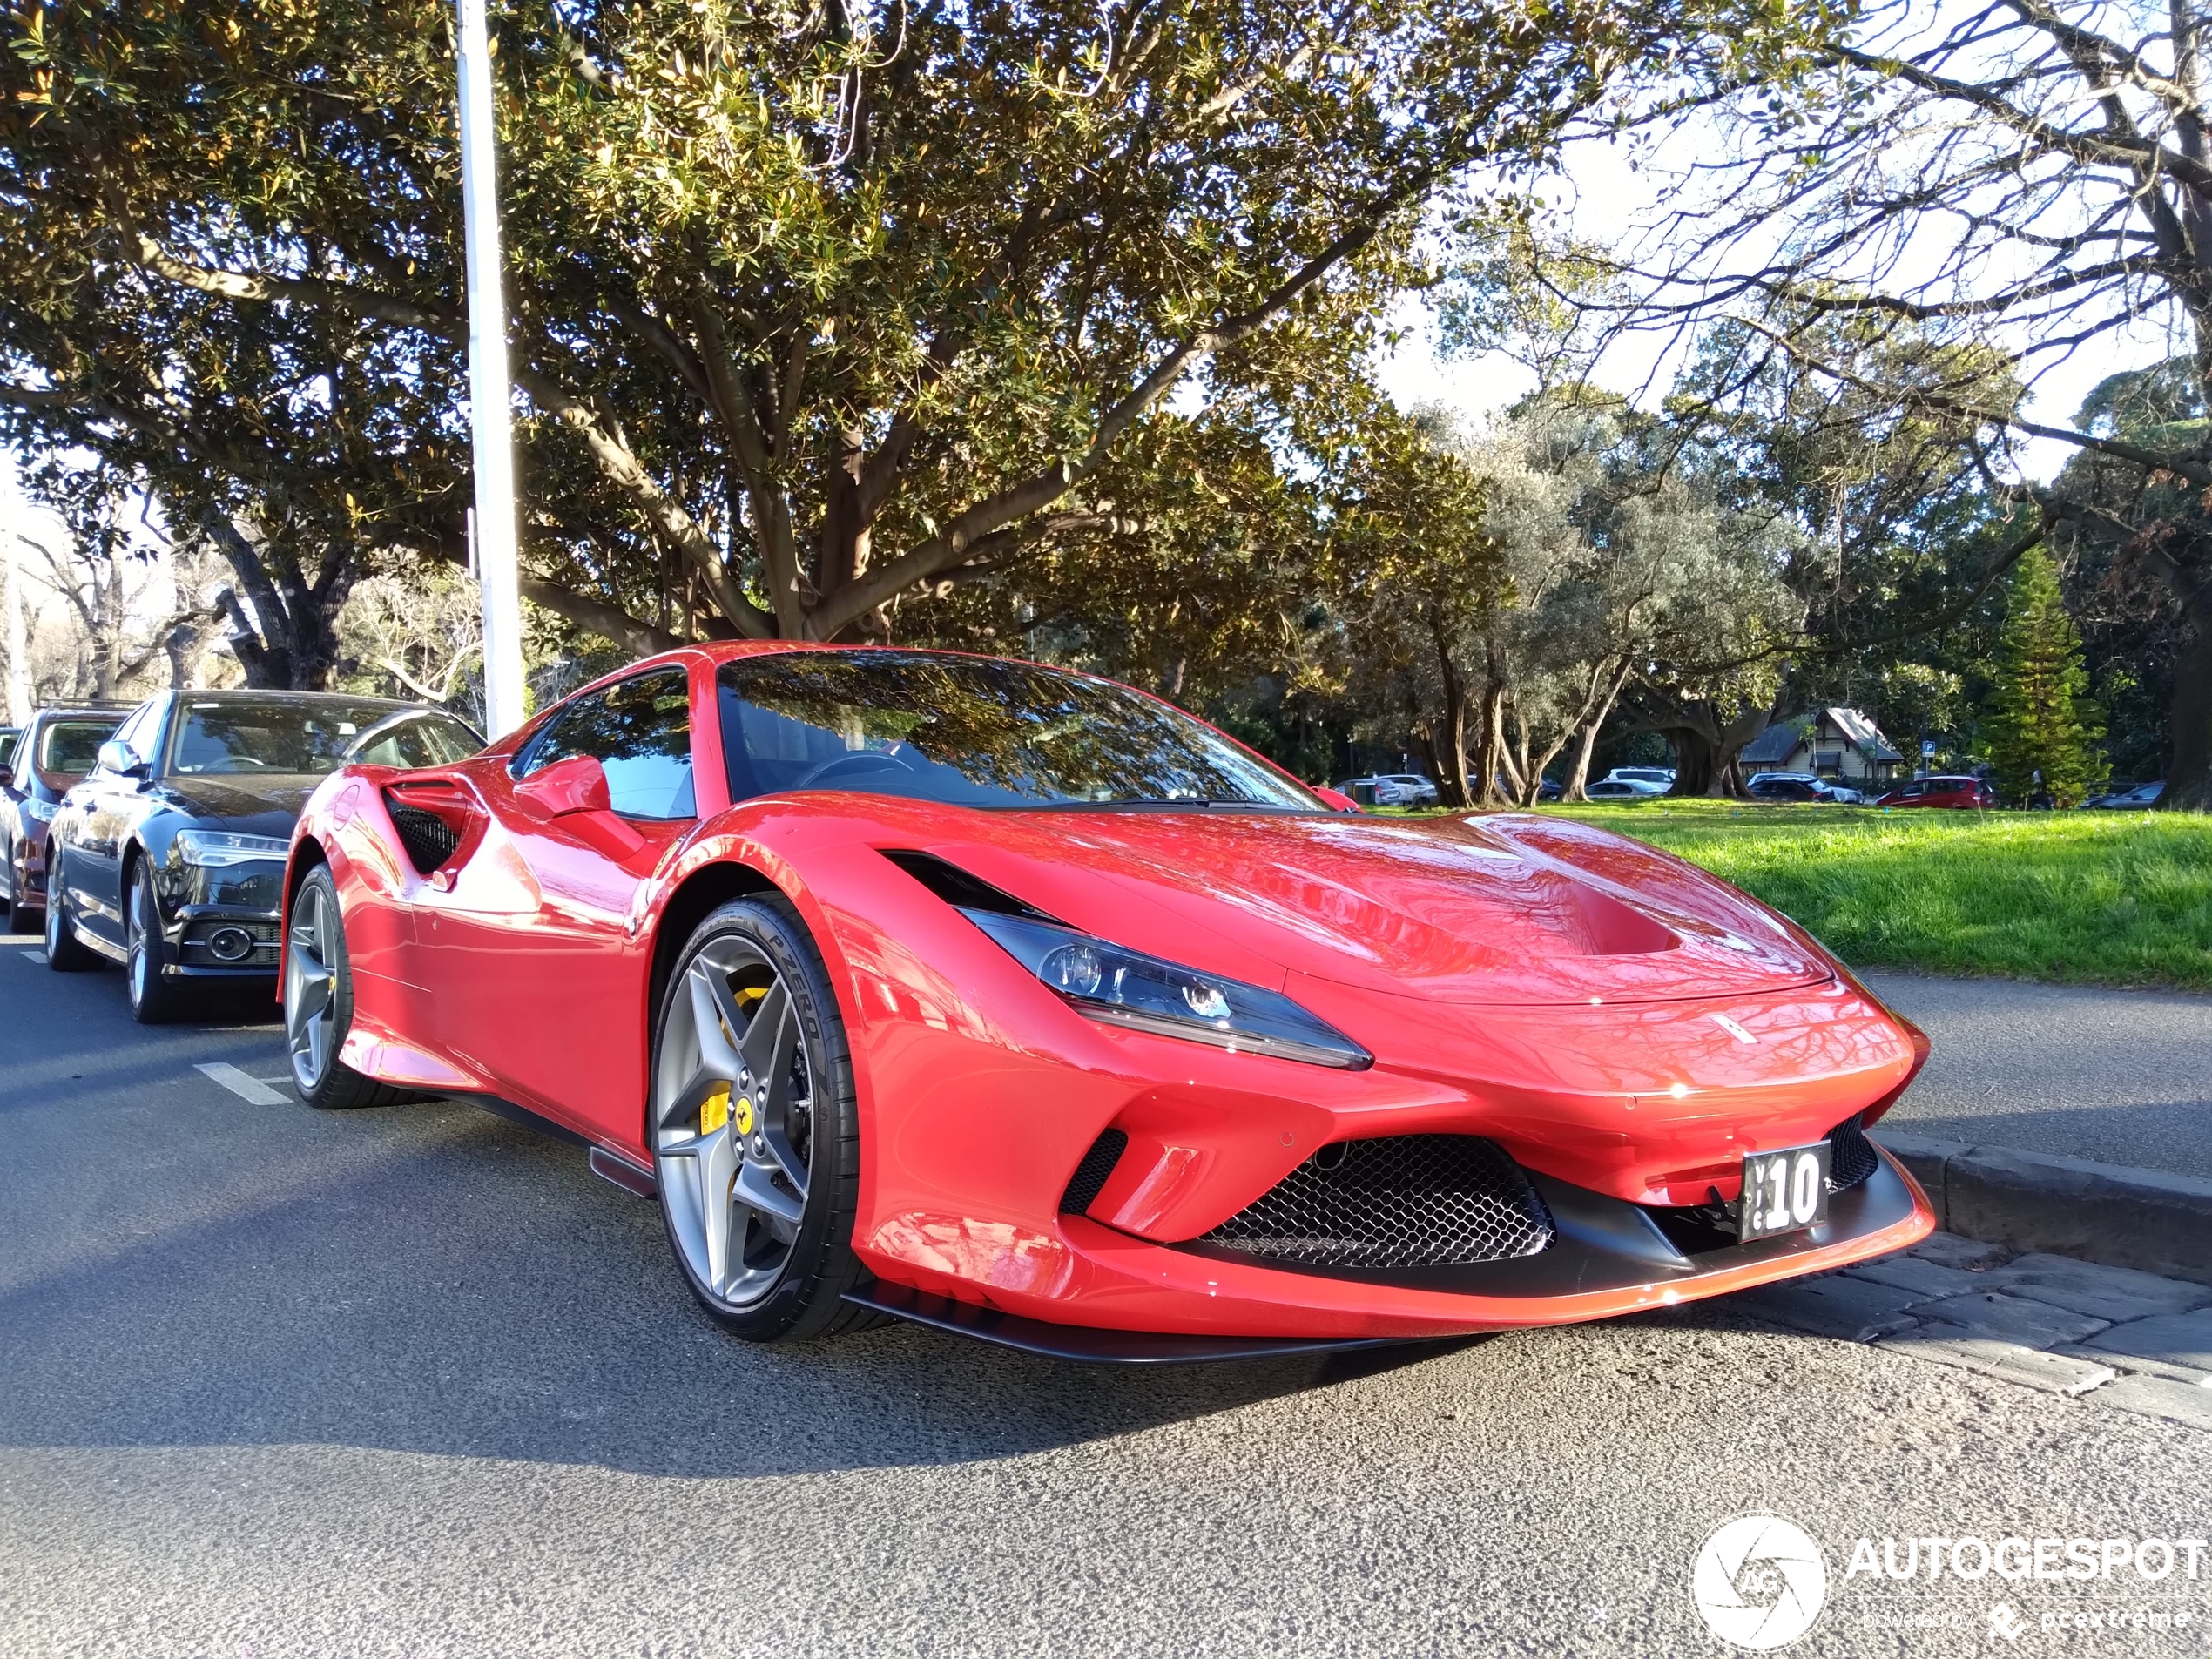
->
[1584,0,2212,806]
[2,0,1830,668]
[9,459,235,700]
[1983,544,2107,808]
[1322,409,1505,806]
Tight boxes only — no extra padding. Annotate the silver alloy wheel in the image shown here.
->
[44,867,64,953]
[654,937,813,1309]
[286,879,338,1092]
[127,873,152,1008]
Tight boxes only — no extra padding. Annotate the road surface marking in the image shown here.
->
[194,1063,289,1105]
[21,949,46,964]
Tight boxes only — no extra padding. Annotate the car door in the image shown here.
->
[63,698,165,948]
[417,666,702,1143]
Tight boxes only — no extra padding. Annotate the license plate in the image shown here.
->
[1737,1142,1831,1241]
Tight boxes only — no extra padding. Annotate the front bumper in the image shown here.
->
[153,856,284,976]
[860,1147,1934,1342]
[159,903,281,976]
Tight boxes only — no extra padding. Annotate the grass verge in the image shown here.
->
[1523,801,2212,993]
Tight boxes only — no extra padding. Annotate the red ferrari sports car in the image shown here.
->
[280,644,1933,1360]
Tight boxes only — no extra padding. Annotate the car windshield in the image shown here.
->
[168,698,411,776]
[37,717,122,778]
[718,651,1318,810]
[344,710,483,769]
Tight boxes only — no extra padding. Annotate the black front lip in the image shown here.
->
[840,1281,1406,1365]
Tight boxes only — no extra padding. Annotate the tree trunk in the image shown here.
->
[1430,620,1474,807]
[201,515,358,690]
[2166,598,2212,811]
[1665,725,1723,795]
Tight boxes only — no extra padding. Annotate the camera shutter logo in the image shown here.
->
[1691,1514,1829,1650]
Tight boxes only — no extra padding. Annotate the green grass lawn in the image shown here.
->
[1520,801,2212,992]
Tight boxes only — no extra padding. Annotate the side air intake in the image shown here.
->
[879,849,1056,920]
[1060,1129,1130,1215]
[1825,1113,1880,1192]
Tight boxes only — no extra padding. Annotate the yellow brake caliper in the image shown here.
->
[699,1083,731,1136]
[700,984,770,1136]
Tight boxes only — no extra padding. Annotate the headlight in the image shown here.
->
[24,797,57,822]
[961,909,1372,1069]
[173,830,291,867]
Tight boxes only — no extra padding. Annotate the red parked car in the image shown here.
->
[278,644,1933,1360]
[1873,775,1993,809]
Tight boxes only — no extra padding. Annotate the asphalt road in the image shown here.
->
[3,931,2209,1657]
[1862,972,2212,1179]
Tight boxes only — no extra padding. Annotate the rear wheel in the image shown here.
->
[286,863,411,1109]
[126,864,195,1024]
[651,895,873,1342]
[42,851,98,972]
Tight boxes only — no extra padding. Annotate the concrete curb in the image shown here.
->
[1874,1129,2212,1288]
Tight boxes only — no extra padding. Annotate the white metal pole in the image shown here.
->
[4,533,29,727]
[3,459,33,726]
[455,0,528,738]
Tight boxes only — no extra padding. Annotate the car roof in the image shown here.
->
[170,689,418,708]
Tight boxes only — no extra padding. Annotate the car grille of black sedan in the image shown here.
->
[1201,1135,1556,1269]
[1825,1113,1880,1192]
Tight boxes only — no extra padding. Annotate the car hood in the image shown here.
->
[906,807,1834,1008]
[152,773,322,833]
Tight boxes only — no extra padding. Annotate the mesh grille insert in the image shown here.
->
[387,800,461,874]
[1060,1129,1129,1215]
[1826,1113,1879,1192]
[1203,1135,1554,1268]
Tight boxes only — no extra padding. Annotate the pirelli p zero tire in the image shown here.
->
[285,862,412,1109]
[42,850,98,972]
[650,894,876,1343]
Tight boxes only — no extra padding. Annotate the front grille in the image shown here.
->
[1826,1113,1879,1192]
[181,919,281,968]
[1059,1129,1129,1215]
[388,801,460,873]
[1202,1135,1554,1269]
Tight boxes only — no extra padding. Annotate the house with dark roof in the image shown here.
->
[1738,708,1907,788]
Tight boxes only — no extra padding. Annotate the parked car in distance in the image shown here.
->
[2088,780,2164,809]
[1603,767,1675,791]
[1747,771,1862,805]
[42,690,482,1022]
[1334,773,1438,806]
[1872,775,1993,810]
[1,705,127,927]
[0,725,18,775]
[1584,778,1660,799]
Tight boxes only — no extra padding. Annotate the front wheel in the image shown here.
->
[126,864,195,1024]
[651,895,873,1342]
[42,851,98,972]
[286,863,412,1109]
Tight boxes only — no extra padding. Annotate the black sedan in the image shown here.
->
[43,690,482,1022]
[2,705,127,926]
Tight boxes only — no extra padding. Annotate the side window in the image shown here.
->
[523,671,696,820]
